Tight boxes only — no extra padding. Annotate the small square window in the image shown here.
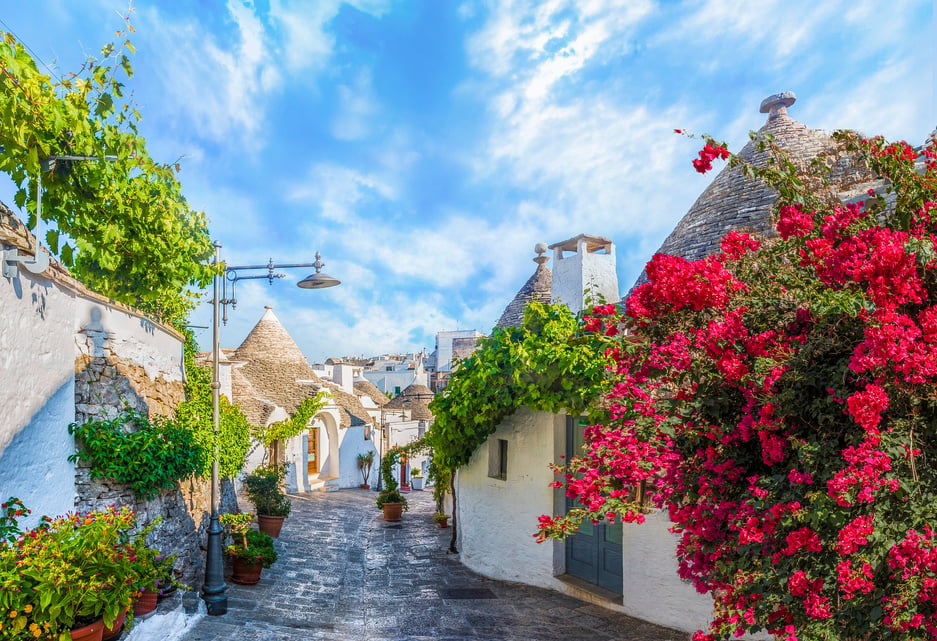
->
[488,438,508,481]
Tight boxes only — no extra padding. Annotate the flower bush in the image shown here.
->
[539,131,937,640]
[0,504,167,639]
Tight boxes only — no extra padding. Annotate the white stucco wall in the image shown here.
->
[1,255,186,528]
[456,405,714,634]
[338,425,377,487]
[0,269,78,528]
[620,511,713,631]
[457,408,562,588]
[74,298,184,384]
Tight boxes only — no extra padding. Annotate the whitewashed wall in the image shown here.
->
[457,408,562,587]
[0,270,77,528]
[455,406,714,634]
[0,246,186,529]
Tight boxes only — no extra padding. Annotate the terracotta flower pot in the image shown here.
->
[70,619,104,641]
[359,483,370,490]
[133,588,158,619]
[102,607,128,641]
[382,502,403,522]
[437,518,448,528]
[257,514,285,538]
[231,556,264,585]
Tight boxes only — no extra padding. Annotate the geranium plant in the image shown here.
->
[0,506,151,639]
[539,131,937,641]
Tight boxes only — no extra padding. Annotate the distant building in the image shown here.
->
[361,352,429,396]
[427,330,485,391]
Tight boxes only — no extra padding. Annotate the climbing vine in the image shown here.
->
[376,438,430,510]
[174,334,251,479]
[427,301,611,471]
[254,393,327,448]
[68,409,205,500]
[0,15,213,325]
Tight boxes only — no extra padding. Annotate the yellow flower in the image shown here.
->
[32,628,41,638]
[23,605,32,613]
[28,623,38,632]
[8,611,15,619]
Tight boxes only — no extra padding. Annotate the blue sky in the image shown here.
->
[1,1,933,361]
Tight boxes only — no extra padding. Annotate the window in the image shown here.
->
[488,438,508,481]
[386,366,394,371]
[394,386,401,395]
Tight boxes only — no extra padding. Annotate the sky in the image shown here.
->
[0,0,933,362]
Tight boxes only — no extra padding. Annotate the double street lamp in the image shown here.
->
[202,241,340,616]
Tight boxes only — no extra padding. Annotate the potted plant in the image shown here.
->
[356,451,374,489]
[433,512,449,528]
[376,448,408,521]
[0,504,143,640]
[220,513,277,585]
[242,464,291,538]
[410,469,424,491]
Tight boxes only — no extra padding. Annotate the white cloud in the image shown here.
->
[331,69,380,141]
[138,1,281,144]
[286,163,395,223]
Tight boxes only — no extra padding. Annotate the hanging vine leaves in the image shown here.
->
[0,19,213,325]
[427,301,611,471]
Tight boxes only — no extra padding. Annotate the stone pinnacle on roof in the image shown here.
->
[495,243,553,330]
[759,91,796,120]
[629,91,871,294]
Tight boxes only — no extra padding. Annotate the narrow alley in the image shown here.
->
[171,489,689,641]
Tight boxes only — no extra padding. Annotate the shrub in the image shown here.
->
[539,132,937,641]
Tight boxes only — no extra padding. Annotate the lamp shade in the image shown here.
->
[297,272,340,289]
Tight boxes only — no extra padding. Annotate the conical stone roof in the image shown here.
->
[385,383,435,420]
[354,379,389,407]
[228,307,371,429]
[495,244,553,330]
[630,92,876,292]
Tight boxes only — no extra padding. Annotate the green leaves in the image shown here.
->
[0,27,214,326]
[67,409,206,499]
[427,302,610,471]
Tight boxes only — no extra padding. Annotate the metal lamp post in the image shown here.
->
[202,242,340,616]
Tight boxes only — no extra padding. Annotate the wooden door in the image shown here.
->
[307,427,319,475]
[564,416,623,594]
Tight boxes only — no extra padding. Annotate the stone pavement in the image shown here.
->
[175,488,690,641]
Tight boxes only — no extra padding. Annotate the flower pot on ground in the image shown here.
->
[357,451,375,489]
[410,473,424,491]
[257,514,285,538]
[376,487,408,522]
[70,618,104,641]
[102,607,129,641]
[0,502,158,639]
[242,465,291,538]
[433,512,449,528]
[231,555,264,585]
[220,513,277,585]
[132,588,158,619]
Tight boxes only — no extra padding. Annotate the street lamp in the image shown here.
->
[202,241,340,616]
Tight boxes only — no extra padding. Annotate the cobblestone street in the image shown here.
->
[172,488,689,641]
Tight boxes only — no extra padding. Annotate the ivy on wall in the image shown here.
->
[427,301,611,471]
[68,409,205,500]
[174,335,251,479]
[254,393,327,448]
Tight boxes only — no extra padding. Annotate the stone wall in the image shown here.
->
[1,205,214,587]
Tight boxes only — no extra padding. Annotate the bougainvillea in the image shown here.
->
[539,130,937,640]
